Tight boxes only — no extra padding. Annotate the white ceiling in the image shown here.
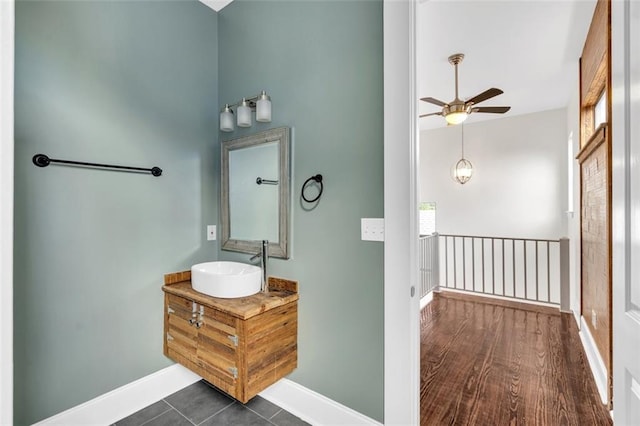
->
[199,0,233,12]
[418,0,597,130]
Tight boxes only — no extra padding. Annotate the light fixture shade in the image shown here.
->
[454,158,473,184]
[445,111,468,125]
[237,98,252,127]
[256,90,271,122]
[220,105,234,132]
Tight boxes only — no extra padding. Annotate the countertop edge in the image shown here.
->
[162,278,298,320]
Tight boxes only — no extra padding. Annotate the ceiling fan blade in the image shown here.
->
[472,106,511,114]
[466,88,503,105]
[420,97,448,107]
[419,112,442,118]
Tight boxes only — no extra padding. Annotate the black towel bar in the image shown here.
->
[32,154,162,177]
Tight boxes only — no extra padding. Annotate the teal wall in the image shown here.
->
[14,1,219,424]
[218,1,384,421]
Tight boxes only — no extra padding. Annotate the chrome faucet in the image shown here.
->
[250,240,269,292]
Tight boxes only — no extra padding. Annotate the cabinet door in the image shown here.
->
[165,294,198,364]
[196,305,239,390]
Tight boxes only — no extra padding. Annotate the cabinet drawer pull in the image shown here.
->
[228,335,239,347]
[167,307,175,314]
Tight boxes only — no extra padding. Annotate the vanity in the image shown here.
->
[162,270,298,403]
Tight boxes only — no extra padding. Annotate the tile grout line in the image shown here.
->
[267,408,283,421]
[194,400,237,426]
[135,406,174,426]
[243,405,282,424]
[162,400,198,426]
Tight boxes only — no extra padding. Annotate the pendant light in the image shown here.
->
[220,104,235,132]
[453,124,473,184]
[237,98,252,127]
[256,90,272,122]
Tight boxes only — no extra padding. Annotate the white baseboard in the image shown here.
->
[419,290,434,309]
[259,378,382,426]
[579,316,608,404]
[33,365,380,426]
[33,364,201,425]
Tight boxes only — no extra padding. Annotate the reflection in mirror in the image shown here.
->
[221,127,290,258]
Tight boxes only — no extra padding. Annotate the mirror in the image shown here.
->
[221,127,290,258]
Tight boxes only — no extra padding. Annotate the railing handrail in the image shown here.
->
[438,234,561,243]
[419,233,439,239]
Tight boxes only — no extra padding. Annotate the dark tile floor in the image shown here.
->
[113,380,310,426]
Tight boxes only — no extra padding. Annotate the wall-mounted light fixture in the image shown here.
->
[219,90,272,132]
[453,124,473,184]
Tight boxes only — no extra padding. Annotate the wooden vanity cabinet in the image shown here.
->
[162,272,298,403]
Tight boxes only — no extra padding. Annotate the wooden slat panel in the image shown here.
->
[201,305,237,333]
[167,293,196,315]
[580,139,611,377]
[197,334,236,374]
[167,348,237,397]
[245,302,297,336]
[246,349,297,399]
[268,276,298,293]
[581,0,609,105]
[243,303,298,400]
[198,322,238,351]
[167,333,198,364]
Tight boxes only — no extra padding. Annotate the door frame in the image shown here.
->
[0,0,15,424]
[383,0,420,424]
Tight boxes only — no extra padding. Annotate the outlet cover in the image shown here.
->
[361,218,384,242]
[207,225,217,241]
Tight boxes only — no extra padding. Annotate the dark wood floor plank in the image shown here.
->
[420,291,612,426]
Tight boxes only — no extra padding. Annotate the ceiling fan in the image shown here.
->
[420,53,511,125]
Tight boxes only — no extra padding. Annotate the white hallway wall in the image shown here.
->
[420,108,568,240]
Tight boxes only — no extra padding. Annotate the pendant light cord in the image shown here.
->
[461,123,465,158]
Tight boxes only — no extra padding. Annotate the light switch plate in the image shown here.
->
[361,218,384,242]
[207,225,217,241]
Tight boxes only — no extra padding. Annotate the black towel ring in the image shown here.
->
[301,174,323,203]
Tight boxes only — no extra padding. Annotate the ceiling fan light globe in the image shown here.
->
[445,111,469,125]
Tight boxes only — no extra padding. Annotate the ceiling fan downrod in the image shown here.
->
[448,53,465,102]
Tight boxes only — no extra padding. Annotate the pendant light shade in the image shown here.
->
[237,98,252,127]
[220,104,234,132]
[256,90,272,122]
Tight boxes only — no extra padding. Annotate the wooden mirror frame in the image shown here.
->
[221,127,291,259]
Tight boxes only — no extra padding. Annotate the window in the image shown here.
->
[567,131,574,214]
[594,89,607,129]
[419,202,436,236]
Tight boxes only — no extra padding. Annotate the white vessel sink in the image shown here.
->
[191,261,261,298]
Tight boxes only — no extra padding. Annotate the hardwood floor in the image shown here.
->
[420,291,612,425]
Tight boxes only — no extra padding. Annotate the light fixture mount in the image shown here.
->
[448,53,465,66]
